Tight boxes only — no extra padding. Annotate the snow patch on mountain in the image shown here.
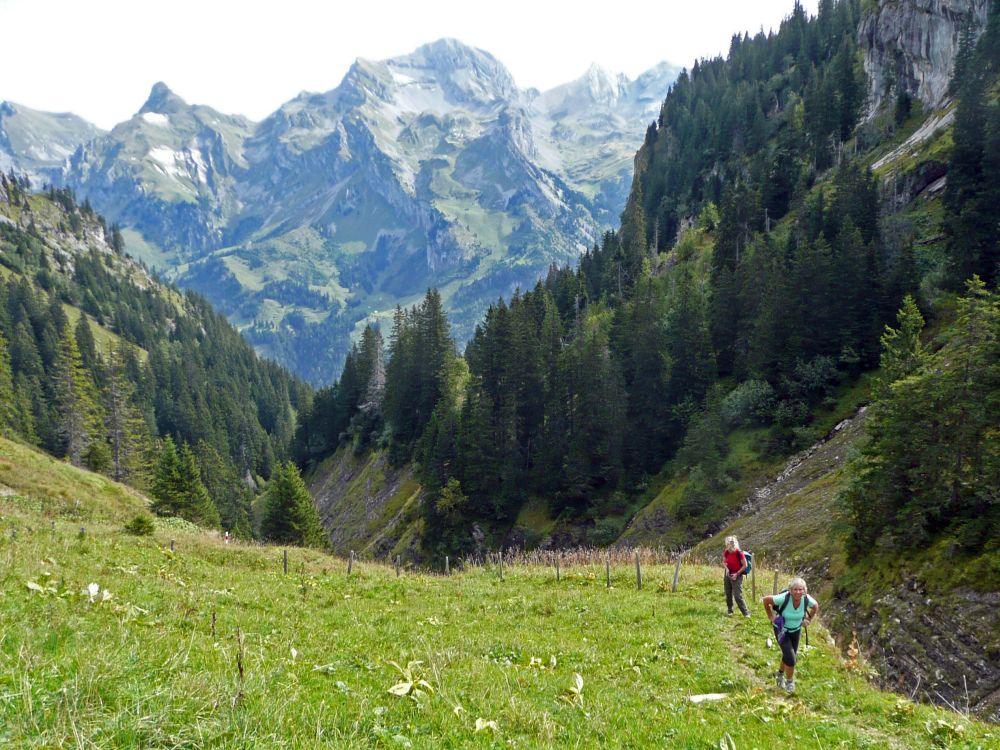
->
[142,112,170,126]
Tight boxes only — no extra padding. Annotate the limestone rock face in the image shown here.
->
[860,0,988,116]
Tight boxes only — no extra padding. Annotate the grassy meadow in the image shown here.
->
[0,441,996,748]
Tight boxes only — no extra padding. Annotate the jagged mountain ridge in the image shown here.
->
[1,40,680,384]
[0,101,104,188]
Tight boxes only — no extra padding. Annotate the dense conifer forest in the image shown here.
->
[295,0,999,560]
[0,178,315,540]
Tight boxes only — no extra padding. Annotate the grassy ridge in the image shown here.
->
[0,444,995,747]
[0,437,147,523]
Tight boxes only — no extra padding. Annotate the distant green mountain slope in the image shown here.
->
[0,176,307,537]
[2,43,680,385]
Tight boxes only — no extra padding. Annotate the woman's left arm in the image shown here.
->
[805,598,819,624]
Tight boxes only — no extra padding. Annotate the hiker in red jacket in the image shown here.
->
[722,535,750,617]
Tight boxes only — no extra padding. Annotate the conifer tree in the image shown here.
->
[0,329,17,437]
[103,343,151,483]
[151,436,183,515]
[874,295,925,398]
[196,439,254,539]
[74,314,102,387]
[842,279,999,552]
[151,437,220,527]
[943,42,997,288]
[261,461,326,547]
[51,328,101,466]
[177,442,221,527]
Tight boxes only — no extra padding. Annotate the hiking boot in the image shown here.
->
[775,673,786,689]
[726,611,733,616]
[784,679,796,693]
[742,612,751,618]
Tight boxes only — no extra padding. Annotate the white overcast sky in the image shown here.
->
[0,0,818,129]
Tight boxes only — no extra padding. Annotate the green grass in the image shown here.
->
[515,498,556,537]
[1,526,994,747]
[0,441,997,747]
[0,437,147,522]
[62,305,147,363]
[119,228,174,271]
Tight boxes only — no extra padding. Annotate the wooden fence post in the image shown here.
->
[395,555,401,577]
[283,549,288,575]
[606,551,611,589]
[635,551,642,590]
[236,627,245,683]
[556,554,560,581]
[348,550,354,575]
[772,571,779,595]
[445,556,450,575]
[672,556,682,592]
[170,539,175,552]
[499,550,504,581]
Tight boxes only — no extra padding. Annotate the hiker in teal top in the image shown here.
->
[763,577,819,693]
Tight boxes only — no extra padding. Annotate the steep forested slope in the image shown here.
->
[298,0,999,717]
[0,176,308,537]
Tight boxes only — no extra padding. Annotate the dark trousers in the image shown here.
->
[774,626,802,668]
[724,573,749,615]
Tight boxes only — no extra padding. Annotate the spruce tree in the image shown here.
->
[51,328,101,466]
[74,314,102,387]
[151,437,220,527]
[151,436,183,516]
[261,461,326,548]
[943,55,996,288]
[842,279,999,552]
[0,329,17,437]
[874,295,925,398]
[196,439,254,539]
[103,343,151,483]
[177,443,221,528]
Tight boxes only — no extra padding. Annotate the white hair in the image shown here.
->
[724,536,740,551]
[788,577,807,591]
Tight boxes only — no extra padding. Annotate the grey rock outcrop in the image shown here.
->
[0,101,104,187]
[860,0,988,117]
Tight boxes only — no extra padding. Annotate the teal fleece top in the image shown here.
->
[772,592,816,632]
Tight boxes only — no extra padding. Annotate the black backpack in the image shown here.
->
[775,590,811,621]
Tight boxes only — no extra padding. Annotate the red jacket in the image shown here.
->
[724,549,746,574]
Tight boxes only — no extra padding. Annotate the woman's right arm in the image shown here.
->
[762,595,775,622]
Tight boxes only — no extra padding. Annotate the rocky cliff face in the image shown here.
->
[66,84,253,258]
[860,0,989,116]
[0,101,104,187]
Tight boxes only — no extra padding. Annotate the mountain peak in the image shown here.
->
[411,38,493,66]
[140,82,187,115]
[387,39,516,104]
